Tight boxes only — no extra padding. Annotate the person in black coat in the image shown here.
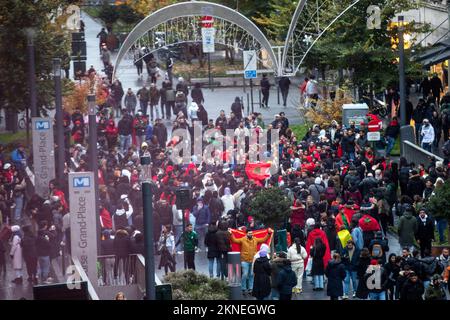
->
[415,209,435,257]
[355,248,371,299]
[252,250,272,300]
[215,221,231,280]
[204,225,220,278]
[21,226,38,283]
[231,97,244,120]
[325,253,347,300]
[407,171,425,199]
[400,272,424,300]
[191,83,204,105]
[113,228,131,282]
[276,259,297,300]
[278,77,291,107]
[310,237,326,290]
[383,254,401,300]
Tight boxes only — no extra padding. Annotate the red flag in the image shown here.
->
[245,162,271,184]
[229,228,273,252]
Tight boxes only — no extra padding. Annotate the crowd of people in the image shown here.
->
[0,62,449,300]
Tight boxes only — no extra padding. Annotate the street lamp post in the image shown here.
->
[140,154,155,300]
[26,28,37,118]
[87,94,100,253]
[398,16,406,127]
[25,28,37,147]
[53,58,65,184]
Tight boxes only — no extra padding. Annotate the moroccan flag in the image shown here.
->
[229,228,274,252]
[245,162,271,184]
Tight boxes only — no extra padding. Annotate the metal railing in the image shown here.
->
[402,140,444,164]
[97,254,140,286]
[72,256,100,300]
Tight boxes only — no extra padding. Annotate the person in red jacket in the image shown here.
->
[305,225,331,271]
[100,204,113,231]
[105,119,118,149]
[290,199,306,229]
[49,180,68,212]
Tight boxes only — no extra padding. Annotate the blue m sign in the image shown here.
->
[35,121,50,130]
[73,177,90,188]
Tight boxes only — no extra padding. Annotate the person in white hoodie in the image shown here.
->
[420,118,435,152]
[287,237,308,294]
[221,187,235,217]
[188,101,199,123]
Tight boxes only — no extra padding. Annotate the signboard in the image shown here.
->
[367,131,381,141]
[32,118,55,198]
[201,15,214,28]
[342,103,369,129]
[201,27,215,53]
[69,172,97,287]
[243,50,257,79]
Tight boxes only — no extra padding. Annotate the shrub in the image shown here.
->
[163,270,228,300]
[247,187,291,229]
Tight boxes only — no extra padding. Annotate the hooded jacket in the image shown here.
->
[398,210,418,246]
[325,260,346,297]
[305,228,331,269]
[276,262,298,295]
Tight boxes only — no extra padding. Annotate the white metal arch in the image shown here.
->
[113,1,278,80]
[282,0,362,76]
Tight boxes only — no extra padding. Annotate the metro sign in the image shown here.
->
[73,177,91,188]
[201,16,214,28]
[35,120,50,130]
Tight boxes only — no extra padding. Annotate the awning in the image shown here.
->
[415,37,450,67]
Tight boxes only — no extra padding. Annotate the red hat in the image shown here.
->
[370,259,378,265]
[247,216,254,222]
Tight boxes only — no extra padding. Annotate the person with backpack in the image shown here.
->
[365,259,388,300]
[276,259,298,300]
[158,225,176,275]
[400,271,424,300]
[419,248,440,289]
[165,83,176,120]
[369,231,389,264]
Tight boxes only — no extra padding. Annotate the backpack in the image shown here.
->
[422,259,438,277]
[371,243,383,259]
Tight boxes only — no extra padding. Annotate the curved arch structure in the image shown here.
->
[282,0,361,76]
[113,1,278,80]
